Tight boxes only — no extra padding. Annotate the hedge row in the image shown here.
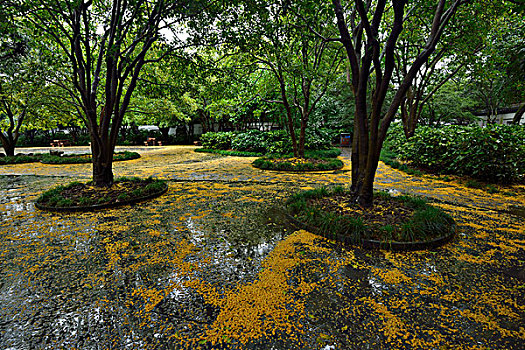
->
[200,129,337,154]
[386,124,525,183]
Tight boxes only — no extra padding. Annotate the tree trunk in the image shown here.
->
[0,133,17,157]
[159,126,170,141]
[90,137,114,187]
[3,142,15,157]
[512,104,525,125]
[298,112,308,158]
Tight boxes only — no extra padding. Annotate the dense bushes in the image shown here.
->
[200,128,335,154]
[200,131,237,150]
[386,124,525,183]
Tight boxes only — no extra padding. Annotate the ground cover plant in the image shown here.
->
[286,187,455,245]
[36,176,166,210]
[252,149,343,171]
[0,154,43,165]
[40,151,140,164]
[386,124,525,183]
[253,155,344,171]
[194,148,264,157]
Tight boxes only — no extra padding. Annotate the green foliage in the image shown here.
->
[387,124,525,183]
[231,130,267,153]
[286,188,454,244]
[252,157,343,172]
[200,131,237,150]
[195,149,263,157]
[201,129,336,155]
[0,154,42,165]
[264,130,293,155]
[41,152,140,164]
[304,128,335,151]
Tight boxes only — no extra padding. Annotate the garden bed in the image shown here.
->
[0,154,43,165]
[286,187,455,250]
[40,151,140,164]
[35,177,167,212]
[195,148,263,157]
[253,155,343,172]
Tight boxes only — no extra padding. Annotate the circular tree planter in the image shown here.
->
[252,156,344,172]
[35,177,167,212]
[285,187,456,251]
[0,154,43,165]
[40,151,140,164]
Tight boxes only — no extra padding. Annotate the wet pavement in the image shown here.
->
[1,146,524,349]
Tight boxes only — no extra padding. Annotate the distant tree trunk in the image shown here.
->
[512,104,525,124]
[400,86,419,139]
[159,126,170,141]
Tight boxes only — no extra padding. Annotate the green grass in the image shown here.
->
[40,151,140,164]
[252,156,343,171]
[195,148,264,157]
[0,154,43,165]
[36,177,166,209]
[286,187,455,244]
[195,147,342,159]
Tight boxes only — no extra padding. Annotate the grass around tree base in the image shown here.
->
[35,177,167,211]
[41,151,140,164]
[286,187,455,250]
[0,154,43,165]
[253,156,344,172]
[195,147,342,159]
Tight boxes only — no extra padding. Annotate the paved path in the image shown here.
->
[0,146,524,349]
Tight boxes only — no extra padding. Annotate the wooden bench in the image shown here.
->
[50,139,71,147]
[144,137,163,146]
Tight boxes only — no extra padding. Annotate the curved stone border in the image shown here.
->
[285,213,456,251]
[35,182,168,212]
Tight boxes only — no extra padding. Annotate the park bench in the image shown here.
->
[50,139,71,147]
[144,137,163,146]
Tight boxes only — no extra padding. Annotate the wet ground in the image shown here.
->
[1,146,524,349]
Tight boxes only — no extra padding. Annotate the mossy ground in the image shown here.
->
[0,145,524,349]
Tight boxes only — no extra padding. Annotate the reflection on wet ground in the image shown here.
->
[1,146,524,349]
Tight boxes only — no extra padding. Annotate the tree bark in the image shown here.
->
[512,104,525,124]
[90,134,115,186]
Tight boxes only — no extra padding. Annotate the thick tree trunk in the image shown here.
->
[90,136,114,187]
[3,143,15,157]
[0,134,17,157]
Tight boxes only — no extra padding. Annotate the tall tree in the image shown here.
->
[25,0,211,186]
[232,0,343,158]
[331,0,469,207]
[394,0,498,138]
[0,20,53,156]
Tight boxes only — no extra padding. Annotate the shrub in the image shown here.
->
[264,130,293,154]
[199,128,336,155]
[231,130,267,153]
[386,124,525,183]
[200,131,237,150]
[304,128,334,150]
